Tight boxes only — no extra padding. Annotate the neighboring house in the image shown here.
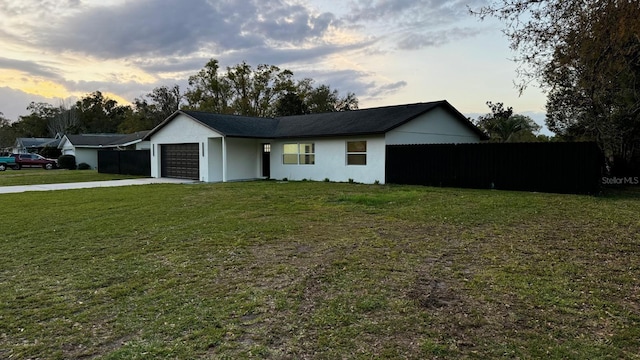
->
[145,101,487,184]
[13,137,61,154]
[58,131,150,169]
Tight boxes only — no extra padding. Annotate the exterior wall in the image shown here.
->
[270,135,386,184]
[386,107,481,145]
[74,148,99,169]
[58,138,99,169]
[226,138,262,181]
[149,114,222,181]
[207,138,224,182]
[135,141,151,150]
[60,138,75,155]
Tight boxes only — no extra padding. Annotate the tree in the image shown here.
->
[184,59,358,116]
[75,91,131,133]
[275,91,309,116]
[1,102,75,146]
[476,101,541,142]
[300,82,359,113]
[119,85,182,133]
[335,92,359,112]
[184,59,233,113]
[118,98,157,134]
[305,84,337,113]
[472,1,592,93]
[472,0,640,168]
[48,101,79,136]
[0,112,17,150]
[543,0,640,164]
[14,102,58,138]
[147,84,182,119]
[225,62,296,117]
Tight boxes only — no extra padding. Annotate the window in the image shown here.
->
[283,143,315,165]
[283,144,298,164]
[346,141,367,165]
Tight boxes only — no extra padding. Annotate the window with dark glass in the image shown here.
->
[346,141,366,165]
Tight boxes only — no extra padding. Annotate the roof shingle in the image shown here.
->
[180,112,279,138]
[273,102,443,138]
[148,101,488,140]
[64,131,150,147]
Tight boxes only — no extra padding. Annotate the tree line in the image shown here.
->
[0,59,358,148]
[474,101,551,143]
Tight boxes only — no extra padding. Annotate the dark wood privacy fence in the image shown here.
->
[98,150,151,176]
[386,142,603,194]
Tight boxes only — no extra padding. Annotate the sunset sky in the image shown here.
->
[0,0,548,130]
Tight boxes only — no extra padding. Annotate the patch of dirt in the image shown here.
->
[409,277,459,309]
[74,333,137,359]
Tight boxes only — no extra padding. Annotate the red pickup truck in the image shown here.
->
[10,153,58,170]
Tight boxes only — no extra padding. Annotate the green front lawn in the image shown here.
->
[0,169,144,186]
[1,181,639,359]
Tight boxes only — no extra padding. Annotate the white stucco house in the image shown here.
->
[144,101,488,184]
[58,131,150,169]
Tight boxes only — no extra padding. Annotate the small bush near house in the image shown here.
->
[77,163,92,170]
[58,155,77,170]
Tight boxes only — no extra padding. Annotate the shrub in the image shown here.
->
[374,180,380,185]
[348,178,354,184]
[58,154,77,170]
[324,178,330,182]
[77,162,92,170]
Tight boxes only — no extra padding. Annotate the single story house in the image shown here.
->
[13,137,61,154]
[58,131,150,169]
[144,101,488,184]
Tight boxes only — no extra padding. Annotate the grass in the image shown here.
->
[1,181,639,359]
[0,169,144,186]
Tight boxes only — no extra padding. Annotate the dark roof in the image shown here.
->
[116,131,151,145]
[274,102,444,138]
[64,131,150,147]
[180,112,279,138]
[16,137,61,148]
[147,101,488,140]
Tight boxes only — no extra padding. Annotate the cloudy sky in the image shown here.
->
[0,0,548,130]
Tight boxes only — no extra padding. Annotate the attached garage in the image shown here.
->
[160,143,199,180]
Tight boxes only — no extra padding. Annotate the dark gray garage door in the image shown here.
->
[161,143,199,180]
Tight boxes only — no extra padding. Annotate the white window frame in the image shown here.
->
[346,140,367,165]
[283,143,315,165]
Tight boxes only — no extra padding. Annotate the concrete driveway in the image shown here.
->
[0,177,195,194]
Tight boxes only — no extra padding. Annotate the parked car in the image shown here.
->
[10,153,58,170]
[0,155,17,171]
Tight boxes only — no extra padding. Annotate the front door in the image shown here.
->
[262,143,271,178]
